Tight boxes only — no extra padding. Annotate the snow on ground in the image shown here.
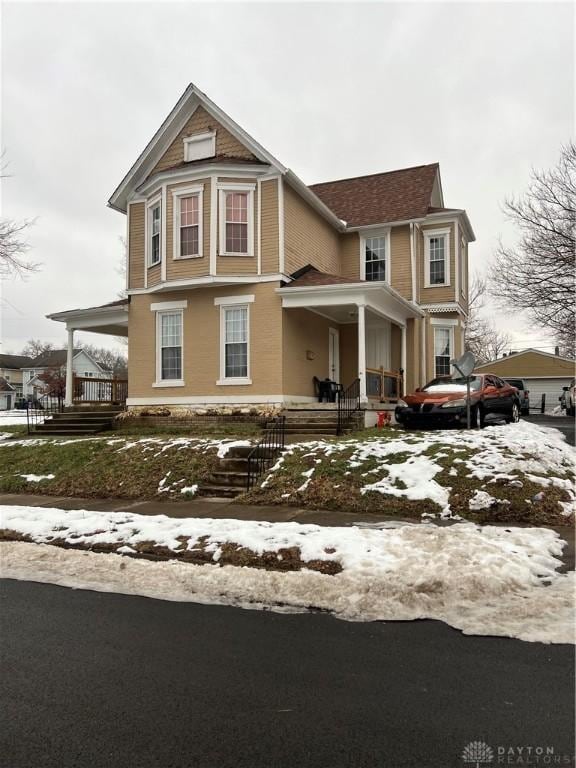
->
[0,504,573,644]
[0,410,31,426]
[266,422,575,517]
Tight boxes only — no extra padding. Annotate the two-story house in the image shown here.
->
[0,355,33,402]
[47,84,474,418]
[22,349,113,400]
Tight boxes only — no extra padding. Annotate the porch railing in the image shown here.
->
[26,393,65,435]
[337,378,361,436]
[366,368,403,402]
[246,415,286,490]
[73,376,128,405]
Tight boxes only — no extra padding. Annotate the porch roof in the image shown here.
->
[46,299,129,336]
[278,273,423,327]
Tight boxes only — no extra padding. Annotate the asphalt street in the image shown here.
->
[1,579,574,768]
[524,413,575,445]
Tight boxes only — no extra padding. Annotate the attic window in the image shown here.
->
[183,131,216,163]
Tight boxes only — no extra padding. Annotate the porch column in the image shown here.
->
[400,324,407,395]
[357,303,367,403]
[65,327,75,406]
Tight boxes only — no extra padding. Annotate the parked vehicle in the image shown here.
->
[562,378,575,417]
[503,378,530,415]
[395,374,521,429]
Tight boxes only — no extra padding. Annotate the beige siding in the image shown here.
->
[419,222,457,304]
[166,178,211,280]
[475,351,576,377]
[282,310,335,398]
[128,282,283,399]
[260,178,279,274]
[151,107,253,175]
[340,233,360,281]
[390,225,412,301]
[284,183,340,276]
[147,262,162,287]
[128,202,145,290]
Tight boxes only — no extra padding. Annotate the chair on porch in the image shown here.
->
[313,376,343,403]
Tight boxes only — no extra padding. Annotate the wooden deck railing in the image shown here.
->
[73,376,128,405]
[366,368,403,402]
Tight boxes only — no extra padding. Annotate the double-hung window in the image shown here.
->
[218,185,255,256]
[147,199,162,267]
[364,235,388,281]
[215,296,254,385]
[434,327,452,377]
[424,229,450,286]
[173,186,203,259]
[157,311,183,383]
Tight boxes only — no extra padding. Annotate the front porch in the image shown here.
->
[46,299,129,407]
[278,276,424,405]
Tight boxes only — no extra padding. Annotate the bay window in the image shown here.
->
[173,186,203,259]
[218,185,255,257]
[424,229,450,287]
[147,199,162,267]
[434,327,452,377]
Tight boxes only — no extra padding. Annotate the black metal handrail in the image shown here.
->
[26,394,65,435]
[246,415,286,490]
[337,378,361,435]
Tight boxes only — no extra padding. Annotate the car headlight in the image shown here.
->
[441,398,467,408]
[396,400,409,409]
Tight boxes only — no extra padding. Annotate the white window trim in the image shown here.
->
[150,300,188,312]
[217,302,251,386]
[214,294,255,307]
[218,183,255,258]
[359,228,391,283]
[460,236,467,297]
[154,309,184,387]
[183,131,216,162]
[424,228,451,288]
[145,195,162,269]
[172,185,204,260]
[433,325,455,378]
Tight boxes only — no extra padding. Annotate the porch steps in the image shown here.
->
[34,408,123,436]
[277,407,362,436]
[197,446,252,499]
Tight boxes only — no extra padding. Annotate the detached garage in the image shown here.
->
[475,348,575,411]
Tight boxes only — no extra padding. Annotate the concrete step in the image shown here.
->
[53,413,118,421]
[33,426,104,436]
[48,417,114,426]
[197,484,244,499]
[64,407,123,415]
[209,471,249,488]
[218,458,250,472]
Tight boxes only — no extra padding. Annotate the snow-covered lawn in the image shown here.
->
[0,410,30,426]
[247,421,575,525]
[1,504,573,644]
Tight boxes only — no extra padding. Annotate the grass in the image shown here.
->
[110,422,261,437]
[242,427,575,527]
[0,436,237,500]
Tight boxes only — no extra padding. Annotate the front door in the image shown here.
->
[328,328,340,383]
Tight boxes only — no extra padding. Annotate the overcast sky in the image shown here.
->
[1,0,573,356]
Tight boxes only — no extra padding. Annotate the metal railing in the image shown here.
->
[337,378,361,436]
[26,394,65,434]
[73,376,128,405]
[366,368,403,402]
[246,415,286,490]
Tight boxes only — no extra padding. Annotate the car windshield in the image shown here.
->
[422,376,482,393]
[505,379,524,389]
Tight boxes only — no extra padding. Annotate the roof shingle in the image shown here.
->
[285,266,359,288]
[309,163,439,227]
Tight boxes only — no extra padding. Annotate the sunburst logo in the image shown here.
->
[462,741,494,767]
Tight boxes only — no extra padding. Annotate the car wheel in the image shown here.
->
[507,402,520,424]
[472,405,484,429]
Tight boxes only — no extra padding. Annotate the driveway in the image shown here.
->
[524,413,575,446]
[1,579,574,768]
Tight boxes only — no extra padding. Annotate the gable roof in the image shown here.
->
[0,377,15,393]
[309,164,440,228]
[29,349,83,368]
[108,83,287,213]
[475,348,576,368]
[0,354,33,370]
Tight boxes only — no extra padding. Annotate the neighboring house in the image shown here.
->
[0,354,34,398]
[47,83,475,414]
[0,377,17,411]
[475,349,576,410]
[22,349,113,399]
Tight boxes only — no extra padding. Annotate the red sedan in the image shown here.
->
[395,374,521,429]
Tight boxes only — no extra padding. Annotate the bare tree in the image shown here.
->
[21,339,55,360]
[465,275,512,364]
[81,343,127,375]
[489,141,576,357]
[0,219,38,278]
